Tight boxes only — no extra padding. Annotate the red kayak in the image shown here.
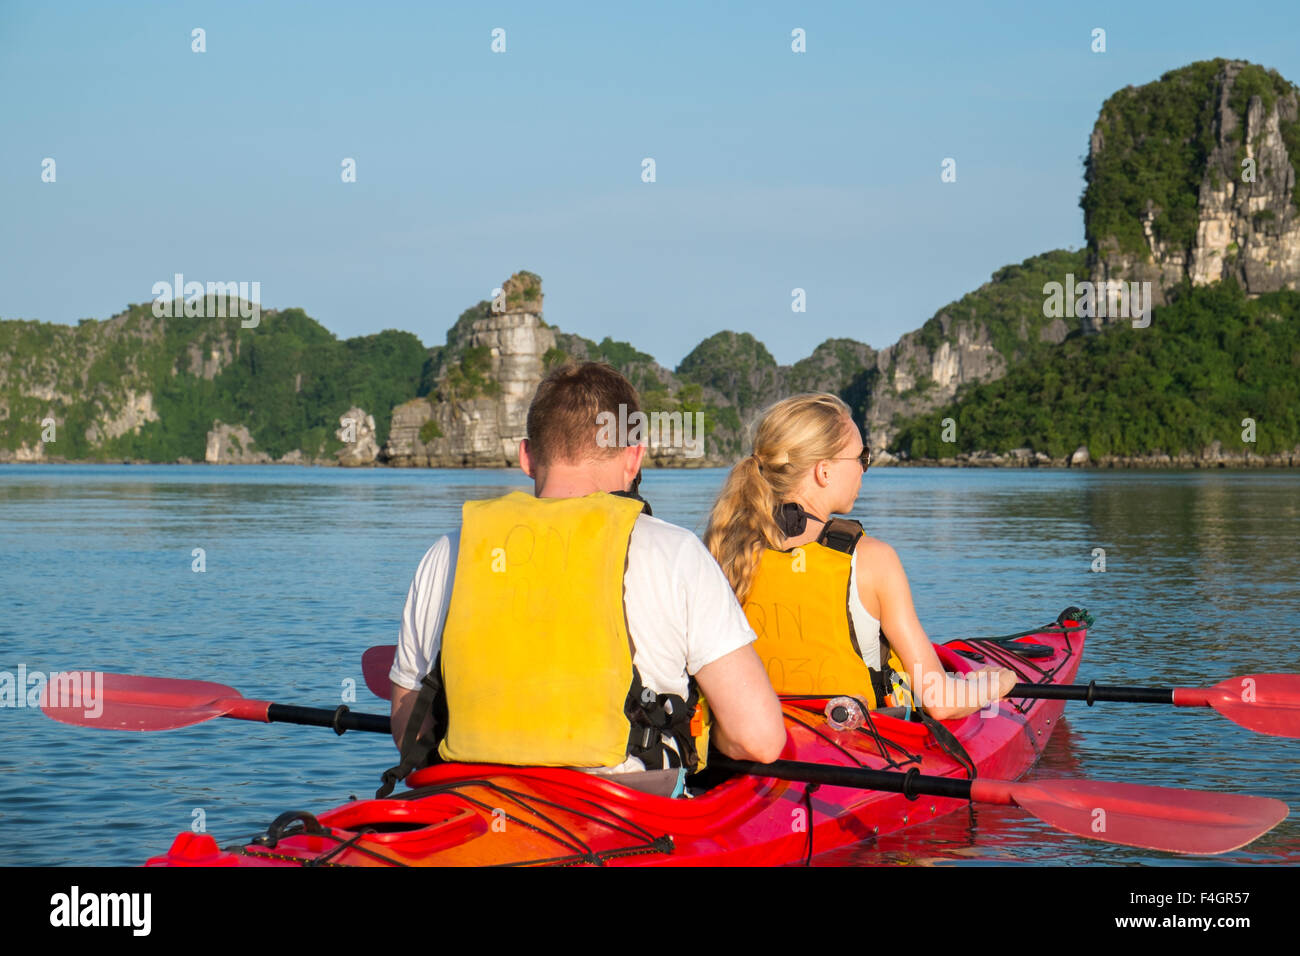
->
[148,614,1088,866]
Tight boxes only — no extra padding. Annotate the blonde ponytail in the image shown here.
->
[704,393,855,602]
[703,455,780,603]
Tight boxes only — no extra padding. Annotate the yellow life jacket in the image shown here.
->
[742,518,907,710]
[377,491,708,793]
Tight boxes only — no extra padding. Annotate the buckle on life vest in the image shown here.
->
[887,671,915,721]
[625,673,700,772]
[689,701,705,738]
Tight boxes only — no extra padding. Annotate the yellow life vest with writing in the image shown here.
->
[742,521,906,709]
[437,490,708,769]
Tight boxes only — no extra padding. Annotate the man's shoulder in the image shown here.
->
[411,530,460,586]
[631,513,708,555]
[628,514,726,590]
[421,529,459,560]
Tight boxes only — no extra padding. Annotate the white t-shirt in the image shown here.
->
[389,512,758,770]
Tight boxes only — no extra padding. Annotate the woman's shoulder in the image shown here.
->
[852,532,900,570]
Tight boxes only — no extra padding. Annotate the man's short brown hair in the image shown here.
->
[526,362,641,467]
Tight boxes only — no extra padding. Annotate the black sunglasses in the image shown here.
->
[829,447,871,473]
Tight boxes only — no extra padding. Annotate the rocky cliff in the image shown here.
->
[204,422,271,464]
[0,300,426,464]
[382,273,554,467]
[1085,59,1300,319]
[382,273,746,467]
[855,250,1087,455]
[375,248,1092,466]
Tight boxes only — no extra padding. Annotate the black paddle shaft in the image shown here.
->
[711,757,975,801]
[1008,681,1175,705]
[265,703,392,735]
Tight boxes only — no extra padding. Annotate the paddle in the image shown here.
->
[362,645,397,700]
[43,670,1289,855]
[40,672,391,735]
[711,756,1288,856]
[363,643,1300,738]
[1004,675,1300,738]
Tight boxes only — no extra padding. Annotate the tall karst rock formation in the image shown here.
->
[1084,59,1300,324]
[383,272,552,468]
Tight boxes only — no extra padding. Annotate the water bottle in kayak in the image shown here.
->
[824,696,869,731]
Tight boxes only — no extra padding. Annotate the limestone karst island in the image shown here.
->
[3,59,1300,469]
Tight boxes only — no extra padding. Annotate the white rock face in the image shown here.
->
[14,440,45,462]
[864,316,1006,454]
[204,421,271,464]
[335,407,379,466]
[82,389,161,444]
[1039,318,1069,344]
[183,335,236,380]
[23,384,74,403]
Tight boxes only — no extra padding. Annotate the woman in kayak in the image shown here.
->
[704,393,1016,720]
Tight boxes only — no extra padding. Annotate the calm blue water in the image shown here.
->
[1,464,1298,865]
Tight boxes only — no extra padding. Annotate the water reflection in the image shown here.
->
[1,465,1297,865]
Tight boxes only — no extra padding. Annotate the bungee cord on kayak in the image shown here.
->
[233,777,679,868]
[778,700,922,771]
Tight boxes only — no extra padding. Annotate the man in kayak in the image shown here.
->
[703,393,1017,719]
[381,362,785,798]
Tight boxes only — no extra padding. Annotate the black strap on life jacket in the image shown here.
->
[819,517,913,714]
[612,481,653,516]
[816,516,864,555]
[376,652,448,799]
[613,488,700,770]
[625,670,701,772]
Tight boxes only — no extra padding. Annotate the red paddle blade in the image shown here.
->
[41,672,244,731]
[362,645,396,701]
[1186,675,1300,738]
[974,778,1288,855]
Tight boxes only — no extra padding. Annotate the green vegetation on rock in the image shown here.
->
[1083,60,1222,258]
[418,418,444,443]
[675,331,779,411]
[891,281,1300,460]
[439,345,501,401]
[914,250,1090,367]
[0,303,427,461]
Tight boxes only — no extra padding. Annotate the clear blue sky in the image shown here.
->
[3,1,1299,365]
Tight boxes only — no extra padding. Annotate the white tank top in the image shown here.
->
[848,552,882,670]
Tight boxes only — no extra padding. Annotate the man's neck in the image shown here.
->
[533,465,624,499]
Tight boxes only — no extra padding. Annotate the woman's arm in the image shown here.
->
[856,537,1014,720]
